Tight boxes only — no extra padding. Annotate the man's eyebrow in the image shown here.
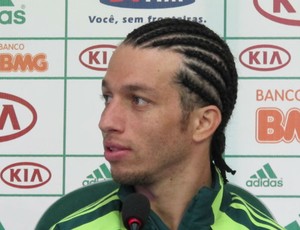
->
[102,79,157,94]
[101,79,108,89]
[123,84,156,93]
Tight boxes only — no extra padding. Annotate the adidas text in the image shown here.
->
[82,178,108,186]
[0,10,26,24]
[246,178,283,187]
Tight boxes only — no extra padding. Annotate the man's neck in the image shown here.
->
[135,163,212,230]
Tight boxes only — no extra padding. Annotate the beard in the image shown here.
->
[109,125,191,187]
[111,169,155,186]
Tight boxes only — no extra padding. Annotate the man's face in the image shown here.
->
[99,45,194,185]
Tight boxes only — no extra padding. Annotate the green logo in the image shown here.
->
[0,0,26,25]
[246,163,283,187]
[82,163,112,186]
[285,219,300,230]
[0,221,5,230]
[0,0,14,7]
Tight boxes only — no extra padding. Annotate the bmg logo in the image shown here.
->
[256,107,300,143]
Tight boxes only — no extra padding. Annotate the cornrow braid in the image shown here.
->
[179,71,220,109]
[123,18,238,183]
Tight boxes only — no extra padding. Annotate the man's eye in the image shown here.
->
[132,96,148,106]
[102,94,112,104]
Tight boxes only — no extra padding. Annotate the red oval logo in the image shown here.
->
[239,44,291,71]
[0,92,37,142]
[253,0,300,26]
[0,162,51,189]
[79,44,116,71]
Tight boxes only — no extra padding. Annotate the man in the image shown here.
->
[49,19,283,229]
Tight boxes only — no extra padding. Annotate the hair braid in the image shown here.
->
[123,18,238,183]
[150,37,232,83]
[178,71,221,108]
[185,62,227,109]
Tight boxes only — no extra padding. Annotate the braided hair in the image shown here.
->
[122,18,237,183]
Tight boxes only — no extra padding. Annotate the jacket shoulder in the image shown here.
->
[36,180,120,230]
[217,185,284,229]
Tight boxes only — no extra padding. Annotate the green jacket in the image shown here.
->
[50,169,283,230]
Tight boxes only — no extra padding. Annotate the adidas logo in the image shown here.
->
[0,221,4,230]
[82,163,112,186]
[246,163,283,187]
[0,0,26,25]
[0,0,14,7]
[285,219,300,230]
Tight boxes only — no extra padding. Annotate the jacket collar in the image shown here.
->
[118,166,225,229]
[178,167,224,229]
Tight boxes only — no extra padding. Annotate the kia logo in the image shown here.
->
[239,44,291,71]
[253,0,300,26]
[0,92,37,142]
[0,162,51,189]
[99,0,195,9]
[79,45,116,71]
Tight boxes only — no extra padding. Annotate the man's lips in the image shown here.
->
[104,141,131,162]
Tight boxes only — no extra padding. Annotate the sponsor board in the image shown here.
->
[227,40,300,77]
[285,220,300,230]
[0,40,64,77]
[0,46,48,73]
[67,0,223,37]
[245,163,283,188]
[67,40,120,77]
[0,0,26,25]
[261,199,300,229]
[0,0,14,6]
[0,162,51,189]
[65,80,104,154]
[226,80,300,156]
[65,157,109,193]
[0,80,64,154]
[82,163,112,186]
[0,196,59,229]
[239,44,291,71]
[0,1,298,229]
[1,0,65,37]
[256,107,300,143]
[226,0,300,36]
[79,44,116,71]
[0,92,37,142]
[253,0,300,26]
[0,157,63,194]
[99,0,195,9]
[225,158,300,196]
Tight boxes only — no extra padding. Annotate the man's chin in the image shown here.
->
[112,172,152,186]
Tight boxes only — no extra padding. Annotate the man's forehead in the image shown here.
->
[102,45,183,87]
[112,44,183,65]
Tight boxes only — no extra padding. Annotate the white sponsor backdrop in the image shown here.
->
[0,1,299,229]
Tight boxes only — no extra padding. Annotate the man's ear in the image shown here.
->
[191,105,222,142]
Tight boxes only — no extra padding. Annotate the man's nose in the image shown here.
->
[98,99,125,134]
